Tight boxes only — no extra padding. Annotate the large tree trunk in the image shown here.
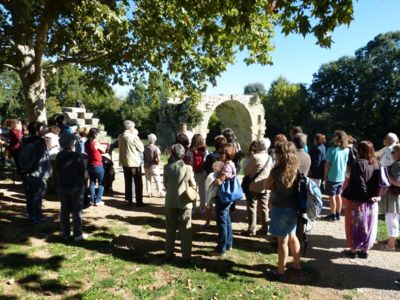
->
[20,69,47,123]
[11,1,48,123]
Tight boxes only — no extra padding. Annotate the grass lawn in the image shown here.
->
[0,189,290,300]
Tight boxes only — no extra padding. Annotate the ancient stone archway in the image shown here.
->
[194,95,265,150]
[157,94,266,149]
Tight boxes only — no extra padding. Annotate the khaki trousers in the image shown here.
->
[165,207,192,260]
[246,192,269,233]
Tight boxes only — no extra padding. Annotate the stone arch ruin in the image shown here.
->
[158,94,265,150]
[193,95,265,150]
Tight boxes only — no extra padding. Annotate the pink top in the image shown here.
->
[85,141,103,167]
[219,161,236,179]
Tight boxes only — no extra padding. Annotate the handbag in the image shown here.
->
[241,156,271,195]
[219,176,244,204]
[181,165,198,203]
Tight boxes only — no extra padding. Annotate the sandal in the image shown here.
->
[264,268,287,282]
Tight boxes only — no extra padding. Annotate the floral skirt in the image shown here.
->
[344,198,378,251]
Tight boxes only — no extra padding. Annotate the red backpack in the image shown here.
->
[192,149,205,172]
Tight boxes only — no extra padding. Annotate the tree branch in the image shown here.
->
[45,50,110,69]
[3,63,18,71]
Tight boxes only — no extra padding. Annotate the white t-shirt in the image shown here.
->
[44,132,60,158]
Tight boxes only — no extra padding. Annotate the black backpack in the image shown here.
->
[347,146,357,167]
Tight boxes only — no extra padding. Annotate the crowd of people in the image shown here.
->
[1,116,400,281]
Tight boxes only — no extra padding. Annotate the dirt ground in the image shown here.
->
[1,161,400,299]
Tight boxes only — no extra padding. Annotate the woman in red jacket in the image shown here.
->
[9,119,24,173]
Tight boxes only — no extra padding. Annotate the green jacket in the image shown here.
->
[164,159,196,209]
[118,131,144,167]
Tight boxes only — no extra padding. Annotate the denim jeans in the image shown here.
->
[25,176,47,221]
[87,165,105,203]
[215,200,233,254]
[59,187,84,238]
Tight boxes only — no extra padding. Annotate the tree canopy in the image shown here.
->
[308,31,400,144]
[262,77,309,138]
[244,83,266,95]
[0,0,354,122]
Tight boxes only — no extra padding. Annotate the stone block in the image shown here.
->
[62,107,86,113]
[64,112,78,120]
[85,118,99,126]
[68,119,85,126]
[84,113,93,119]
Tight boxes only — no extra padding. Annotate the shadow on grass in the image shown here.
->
[0,253,77,295]
[2,179,400,293]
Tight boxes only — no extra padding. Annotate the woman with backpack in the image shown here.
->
[342,141,381,258]
[264,142,301,281]
[85,128,106,206]
[187,134,208,214]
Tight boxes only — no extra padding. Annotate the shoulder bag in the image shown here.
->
[181,165,198,203]
[241,156,271,195]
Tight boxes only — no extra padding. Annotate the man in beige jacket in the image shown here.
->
[118,120,145,207]
[243,138,274,236]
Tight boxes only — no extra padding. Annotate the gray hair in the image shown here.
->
[387,132,399,144]
[171,143,185,159]
[257,138,271,151]
[124,120,135,130]
[148,133,157,144]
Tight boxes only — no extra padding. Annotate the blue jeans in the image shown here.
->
[25,176,47,221]
[215,200,233,254]
[87,165,105,203]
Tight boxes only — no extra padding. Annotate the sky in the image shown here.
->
[114,0,400,98]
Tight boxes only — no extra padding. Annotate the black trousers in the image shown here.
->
[123,166,143,205]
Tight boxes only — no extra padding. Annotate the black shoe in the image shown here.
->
[357,251,368,259]
[342,249,358,259]
[264,268,287,282]
[136,203,148,207]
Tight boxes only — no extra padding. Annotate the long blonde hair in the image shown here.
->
[274,142,299,187]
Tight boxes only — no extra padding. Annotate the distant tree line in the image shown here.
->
[244,31,400,146]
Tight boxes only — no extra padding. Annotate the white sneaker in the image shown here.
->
[95,201,105,206]
[74,233,88,241]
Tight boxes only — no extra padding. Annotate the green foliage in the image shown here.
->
[263,77,309,138]
[308,31,400,144]
[0,1,355,121]
[0,70,24,122]
[244,83,266,95]
[206,112,222,146]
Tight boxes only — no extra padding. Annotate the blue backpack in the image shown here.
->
[297,173,323,222]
